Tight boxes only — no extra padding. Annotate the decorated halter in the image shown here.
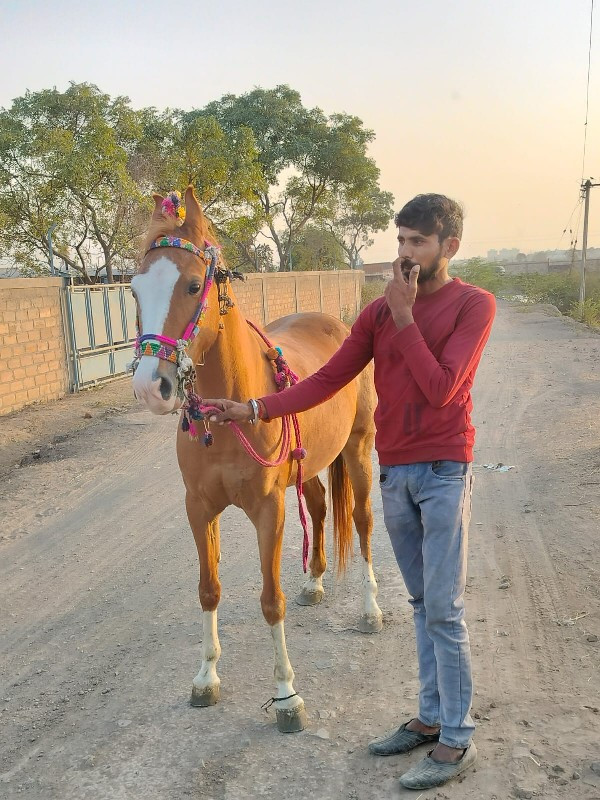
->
[130,191,243,439]
[131,236,219,387]
[129,192,224,391]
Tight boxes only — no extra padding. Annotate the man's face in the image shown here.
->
[396,226,445,284]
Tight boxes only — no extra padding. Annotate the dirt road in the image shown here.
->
[1,301,599,800]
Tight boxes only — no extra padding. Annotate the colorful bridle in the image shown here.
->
[131,234,220,389]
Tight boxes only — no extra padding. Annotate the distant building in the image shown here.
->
[362,262,393,282]
[0,259,20,279]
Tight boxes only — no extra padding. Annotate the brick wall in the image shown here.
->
[0,270,363,416]
[0,279,70,415]
[234,270,363,326]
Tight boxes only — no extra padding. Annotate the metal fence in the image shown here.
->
[64,282,136,390]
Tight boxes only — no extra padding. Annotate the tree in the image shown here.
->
[290,226,346,271]
[220,210,274,272]
[161,112,264,225]
[131,107,266,266]
[201,86,380,270]
[0,83,148,283]
[324,182,394,268]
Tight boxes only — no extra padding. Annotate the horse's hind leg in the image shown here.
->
[187,494,223,706]
[343,432,383,633]
[296,476,327,606]
[248,491,307,733]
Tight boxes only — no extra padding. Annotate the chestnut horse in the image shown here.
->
[131,187,381,732]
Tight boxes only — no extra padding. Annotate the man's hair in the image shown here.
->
[394,194,464,241]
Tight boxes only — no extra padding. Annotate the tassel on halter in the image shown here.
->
[161,191,186,226]
[181,389,205,441]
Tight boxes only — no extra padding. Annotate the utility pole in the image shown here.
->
[579,178,600,309]
[47,223,57,276]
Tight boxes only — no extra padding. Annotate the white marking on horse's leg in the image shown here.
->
[270,621,303,710]
[301,574,324,595]
[192,610,221,691]
[362,559,382,620]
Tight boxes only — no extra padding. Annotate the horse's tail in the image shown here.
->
[328,453,354,573]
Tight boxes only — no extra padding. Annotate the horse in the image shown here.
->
[130,187,382,732]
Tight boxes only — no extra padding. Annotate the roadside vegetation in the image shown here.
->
[452,259,600,328]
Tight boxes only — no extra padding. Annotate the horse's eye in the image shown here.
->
[189,284,201,295]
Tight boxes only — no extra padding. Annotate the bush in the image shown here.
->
[497,273,578,312]
[361,280,387,309]
[570,298,600,327]
[451,258,505,294]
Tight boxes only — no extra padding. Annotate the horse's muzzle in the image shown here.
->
[132,356,180,415]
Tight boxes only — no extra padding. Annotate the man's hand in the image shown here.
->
[385,258,420,329]
[202,398,253,425]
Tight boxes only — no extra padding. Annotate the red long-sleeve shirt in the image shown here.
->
[260,278,496,465]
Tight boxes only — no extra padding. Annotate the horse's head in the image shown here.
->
[131,187,223,415]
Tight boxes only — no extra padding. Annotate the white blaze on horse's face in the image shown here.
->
[131,256,181,414]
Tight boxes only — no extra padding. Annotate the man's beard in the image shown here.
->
[401,253,443,284]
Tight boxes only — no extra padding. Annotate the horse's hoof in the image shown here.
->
[276,701,307,733]
[190,684,220,707]
[358,613,383,634]
[296,589,324,606]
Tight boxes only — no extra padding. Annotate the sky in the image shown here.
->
[1,0,599,263]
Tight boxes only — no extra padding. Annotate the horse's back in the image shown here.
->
[265,312,351,376]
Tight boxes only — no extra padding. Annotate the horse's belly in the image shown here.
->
[290,383,358,482]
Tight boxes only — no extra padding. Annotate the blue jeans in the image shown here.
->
[380,460,475,749]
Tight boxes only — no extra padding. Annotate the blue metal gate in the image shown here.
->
[64,283,137,390]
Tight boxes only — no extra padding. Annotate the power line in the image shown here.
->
[580,0,595,181]
[464,231,600,247]
[553,2,595,262]
[554,195,584,251]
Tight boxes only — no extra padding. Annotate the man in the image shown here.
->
[206,194,496,790]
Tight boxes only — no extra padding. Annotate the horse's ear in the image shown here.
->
[151,193,165,220]
[181,185,205,242]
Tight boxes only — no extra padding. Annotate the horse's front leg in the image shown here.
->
[186,493,222,707]
[249,491,307,733]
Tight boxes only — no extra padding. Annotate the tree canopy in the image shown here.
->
[0,83,393,281]
[0,83,146,282]
[202,86,385,270]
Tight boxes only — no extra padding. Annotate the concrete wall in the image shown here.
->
[0,279,70,415]
[502,259,600,276]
